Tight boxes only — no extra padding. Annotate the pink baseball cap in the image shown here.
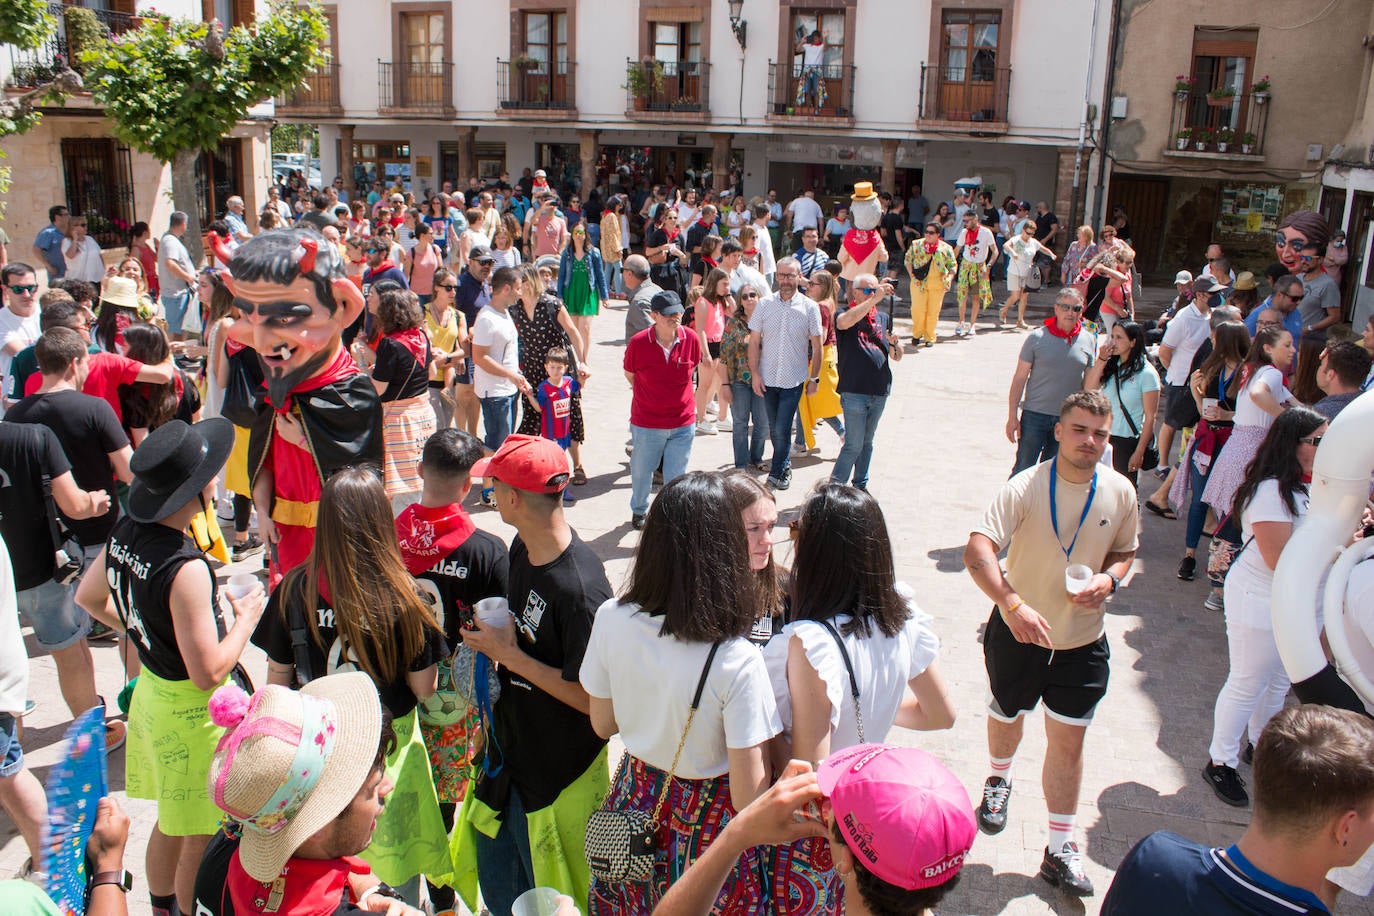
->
[818,744,977,891]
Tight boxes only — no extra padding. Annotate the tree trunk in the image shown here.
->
[171,147,204,265]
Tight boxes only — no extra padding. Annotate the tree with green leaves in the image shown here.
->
[81,1,329,259]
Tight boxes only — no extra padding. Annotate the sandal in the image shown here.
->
[572,466,588,486]
[1144,500,1177,520]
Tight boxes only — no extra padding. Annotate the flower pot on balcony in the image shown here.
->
[1253,91,1269,105]
[1206,96,1234,107]
[1195,141,1207,151]
[1242,144,1254,155]
[1176,138,1187,150]
[1217,142,1229,153]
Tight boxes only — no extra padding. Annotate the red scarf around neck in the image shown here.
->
[842,229,881,264]
[963,225,982,248]
[1043,315,1082,339]
[395,502,479,574]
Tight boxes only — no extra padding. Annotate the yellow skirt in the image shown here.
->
[225,425,251,497]
[796,344,842,450]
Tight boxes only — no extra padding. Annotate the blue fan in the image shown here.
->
[39,706,109,916]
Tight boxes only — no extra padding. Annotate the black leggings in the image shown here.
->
[233,493,252,534]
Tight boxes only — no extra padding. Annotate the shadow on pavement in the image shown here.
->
[943,862,1089,916]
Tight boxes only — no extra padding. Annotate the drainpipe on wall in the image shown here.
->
[1069,0,1105,231]
[1091,0,1125,229]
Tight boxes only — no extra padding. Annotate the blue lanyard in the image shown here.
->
[1049,458,1097,563]
[1218,366,1234,402]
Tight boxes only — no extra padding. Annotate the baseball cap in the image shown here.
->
[818,744,976,892]
[1173,269,1194,286]
[650,290,685,316]
[534,169,547,178]
[468,244,496,264]
[471,434,570,493]
[1197,277,1227,294]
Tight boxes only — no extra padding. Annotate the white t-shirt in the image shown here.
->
[1232,365,1292,429]
[1159,304,1211,386]
[959,226,997,264]
[157,233,195,296]
[674,202,701,227]
[787,196,824,232]
[0,538,26,714]
[0,307,41,402]
[63,238,106,284]
[1004,236,1048,275]
[762,590,940,751]
[800,42,825,68]
[471,305,519,398]
[580,599,781,779]
[1225,479,1309,630]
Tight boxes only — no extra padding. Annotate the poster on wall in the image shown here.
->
[1218,183,1282,237]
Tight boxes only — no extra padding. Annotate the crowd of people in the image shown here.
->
[0,160,1373,916]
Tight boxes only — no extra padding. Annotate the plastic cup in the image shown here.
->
[475,596,511,627]
[512,888,574,916]
[1065,564,1094,595]
[225,574,261,601]
[1202,397,1219,415]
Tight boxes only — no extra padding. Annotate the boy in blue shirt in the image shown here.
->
[526,347,580,504]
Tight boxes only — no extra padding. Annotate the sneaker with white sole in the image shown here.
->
[705,402,718,417]
[715,414,733,431]
[1204,591,1225,612]
[695,420,717,435]
[976,776,1011,834]
[1040,841,1094,896]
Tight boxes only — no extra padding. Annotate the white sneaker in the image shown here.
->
[695,420,718,435]
[715,413,733,431]
[791,442,810,457]
[705,402,719,417]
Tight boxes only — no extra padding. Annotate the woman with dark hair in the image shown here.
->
[253,465,451,886]
[721,471,787,642]
[423,194,453,262]
[1202,407,1327,807]
[1201,326,1298,521]
[690,234,723,291]
[371,286,436,512]
[424,266,466,430]
[646,202,689,300]
[405,220,443,306]
[761,483,954,914]
[934,201,956,245]
[694,267,732,434]
[556,222,608,361]
[721,284,768,470]
[1083,320,1160,487]
[600,194,626,297]
[1172,320,1251,595]
[581,471,781,914]
[129,220,159,298]
[514,262,590,482]
[119,322,201,446]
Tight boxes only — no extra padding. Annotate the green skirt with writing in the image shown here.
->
[360,707,452,886]
[124,668,225,836]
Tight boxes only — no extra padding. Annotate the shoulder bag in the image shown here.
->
[40,475,85,586]
[585,642,720,884]
[819,620,865,742]
[1113,371,1160,471]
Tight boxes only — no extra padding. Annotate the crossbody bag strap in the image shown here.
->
[39,475,66,554]
[287,575,316,686]
[648,642,720,827]
[1113,372,1141,438]
[819,619,864,743]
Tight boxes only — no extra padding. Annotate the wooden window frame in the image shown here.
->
[393,4,452,70]
[201,0,255,28]
[925,0,1014,74]
[510,0,577,63]
[638,1,711,63]
[775,0,856,79]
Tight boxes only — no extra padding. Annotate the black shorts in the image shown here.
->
[707,340,721,359]
[983,607,1110,725]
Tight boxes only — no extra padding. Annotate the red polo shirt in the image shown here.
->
[26,351,142,422]
[623,325,700,429]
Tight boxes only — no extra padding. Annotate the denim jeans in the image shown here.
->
[795,413,844,446]
[605,259,623,296]
[629,422,694,516]
[480,392,520,451]
[832,392,887,488]
[729,381,768,468]
[1012,408,1059,476]
[763,384,803,481]
[160,289,193,335]
[474,787,535,916]
[1187,460,1213,551]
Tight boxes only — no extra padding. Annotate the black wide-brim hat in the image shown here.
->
[127,418,236,523]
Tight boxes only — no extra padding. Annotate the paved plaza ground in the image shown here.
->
[6,284,1371,915]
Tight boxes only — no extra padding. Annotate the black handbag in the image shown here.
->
[41,475,85,586]
[220,347,264,429]
[585,643,719,884]
[1115,371,1160,471]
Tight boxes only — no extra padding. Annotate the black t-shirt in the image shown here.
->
[880,212,906,256]
[8,388,128,548]
[410,528,510,648]
[981,205,1001,229]
[105,516,214,681]
[0,423,72,590]
[454,269,488,330]
[685,221,711,276]
[494,531,612,808]
[645,225,670,261]
[1034,210,1060,243]
[372,334,431,402]
[253,577,449,717]
[835,306,895,397]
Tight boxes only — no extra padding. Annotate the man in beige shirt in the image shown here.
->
[964,389,1138,899]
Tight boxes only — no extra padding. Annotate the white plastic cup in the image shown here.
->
[1065,564,1094,595]
[512,887,575,916]
[474,596,511,627]
[225,574,261,601]
[1202,397,1219,416]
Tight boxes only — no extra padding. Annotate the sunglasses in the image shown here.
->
[1300,436,1323,447]
[437,284,458,291]
[924,228,939,234]
[1057,303,1085,313]
[1275,233,1306,251]
[856,286,878,296]
[7,284,38,294]
[740,291,759,299]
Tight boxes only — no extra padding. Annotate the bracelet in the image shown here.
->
[1003,600,1023,615]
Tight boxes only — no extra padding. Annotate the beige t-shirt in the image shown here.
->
[973,459,1139,650]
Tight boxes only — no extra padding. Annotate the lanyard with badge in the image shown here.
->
[1049,457,1097,564]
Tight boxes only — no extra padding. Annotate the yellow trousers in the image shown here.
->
[910,281,948,343]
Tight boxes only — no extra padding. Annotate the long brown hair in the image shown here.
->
[1197,321,1251,401]
[721,471,786,622]
[120,323,178,430]
[284,467,441,685]
[702,267,732,307]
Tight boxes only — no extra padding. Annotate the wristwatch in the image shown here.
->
[89,869,133,893]
[1105,572,1121,594]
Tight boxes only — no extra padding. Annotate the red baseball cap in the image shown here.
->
[470,434,570,493]
[818,744,976,891]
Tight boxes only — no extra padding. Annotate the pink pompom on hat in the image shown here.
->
[818,744,977,891]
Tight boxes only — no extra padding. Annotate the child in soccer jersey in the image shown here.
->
[526,347,581,504]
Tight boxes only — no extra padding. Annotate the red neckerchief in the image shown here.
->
[963,225,981,248]
[923,239,940,254]
[368,259,398,276]
[264,347,363,412]
[697,216,714,229]
[665,224,680,242]
[226,339,248,356]
[702,256,718,271]
[227,848,370,916]
[387,327,427,365]
[842,228,881,263]
[395,502,479,574]
[743,247,758,258]
[1043,315,1082,339]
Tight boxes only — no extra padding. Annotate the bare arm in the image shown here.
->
[1157,344,1175,371]
[108,446,133,485]
[588,694,618,740]
[472,342,530,393]
[726,744,770,812]
[893,662,956,731]
[1005,359,1032,441]
[170,560,266,691]
[556,306,589,365]
[462,615,591,714]
[964,532,1053,646]
[1248,376,1286,417]
[406,664,438,701]
[75,548,121,630]
[49,469,110,519]
[1253,520,1294,571]
[786,634,832,767]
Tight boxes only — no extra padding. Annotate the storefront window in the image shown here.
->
[352,141,412,192]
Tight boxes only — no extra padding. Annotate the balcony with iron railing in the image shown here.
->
[6,2,140,88]
[1166,85,1270,160]
[766,61,855,124]
[624,59,710,122]
[917,64,1010,133]
[377,60,454,116]
[497,58,576,117]
[276,61,341,116]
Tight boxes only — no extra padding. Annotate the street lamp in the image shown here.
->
[728,0,747,50]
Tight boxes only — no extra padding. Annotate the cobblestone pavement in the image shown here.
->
[6,284,1371,914]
